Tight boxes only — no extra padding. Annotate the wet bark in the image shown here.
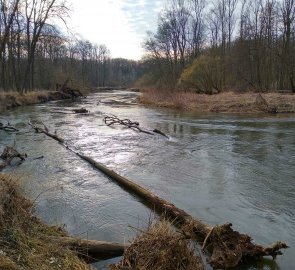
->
[52,237,127,262]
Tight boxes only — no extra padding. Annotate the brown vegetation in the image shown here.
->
[0,174,92,270]
[0,88,85,113]
[109,220,204,270]
[139,89,295,113]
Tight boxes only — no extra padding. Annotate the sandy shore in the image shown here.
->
[139,89,295,114]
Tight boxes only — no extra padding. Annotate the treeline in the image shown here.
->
[0,0,140,93]
[141,0,295,93]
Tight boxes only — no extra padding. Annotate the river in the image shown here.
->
[0,90,294,270]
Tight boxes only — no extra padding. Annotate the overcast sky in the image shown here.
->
[67,0,165,60]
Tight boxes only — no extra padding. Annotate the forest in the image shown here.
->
[142,0,295,93]
[0,0,141,92]
[0,0,294,94]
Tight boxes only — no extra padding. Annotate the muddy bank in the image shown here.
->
[139,89,295,113]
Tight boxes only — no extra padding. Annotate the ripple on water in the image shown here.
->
[0,91,294,270]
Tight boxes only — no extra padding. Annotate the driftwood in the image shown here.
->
[0,145,27,170]
[29,125,288,269]
[52,236,127,262]
[0,122,19,132]
[104,116,168,138]
[73,107,89,114]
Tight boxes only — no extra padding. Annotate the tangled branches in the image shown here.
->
[103,116,168,138]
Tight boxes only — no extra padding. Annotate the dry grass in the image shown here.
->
[139,89,295,113]
[109,220,204,270]
[0,90,52,112]
[0,174,92,270]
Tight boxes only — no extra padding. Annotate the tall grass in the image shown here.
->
[0,174,92,270]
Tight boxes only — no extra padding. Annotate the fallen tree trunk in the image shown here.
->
[76,154,287,268]
[29,124,288,269]
[29,122,64,143]
[52,236,127,262]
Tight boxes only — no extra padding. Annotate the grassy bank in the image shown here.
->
[110,220,204,270]
[0,174,92,270]
[139,89,295,113]
[0,91,73,113]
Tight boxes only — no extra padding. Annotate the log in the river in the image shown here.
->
[29,124,288,269]
[29,122,64,143]
[52,237,127,262]
[76,154,287,268]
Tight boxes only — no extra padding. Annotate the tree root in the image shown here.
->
[201,223,288,269]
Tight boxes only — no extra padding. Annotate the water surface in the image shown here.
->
[0,90,294,269]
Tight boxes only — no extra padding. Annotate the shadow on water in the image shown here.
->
[0,90,294,270]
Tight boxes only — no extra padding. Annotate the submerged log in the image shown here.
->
[52,237,127,262]
[29,122,64,143]
[73,108,89,114]
[29,124,288,269]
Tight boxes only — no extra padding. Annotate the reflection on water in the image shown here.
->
[0,90,294,270]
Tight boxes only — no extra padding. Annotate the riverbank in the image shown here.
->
[0,91,75,113]
[139,89,295,113]
[0,174,92,270]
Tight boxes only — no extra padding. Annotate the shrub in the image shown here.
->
[180,55,223,94]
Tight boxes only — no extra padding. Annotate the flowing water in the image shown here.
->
[0,90,294,270]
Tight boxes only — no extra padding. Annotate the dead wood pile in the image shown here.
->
[56,78,84,99]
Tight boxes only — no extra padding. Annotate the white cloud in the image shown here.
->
[67,0,165,60]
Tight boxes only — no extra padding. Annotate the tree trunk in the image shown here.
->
[52,237,127,262]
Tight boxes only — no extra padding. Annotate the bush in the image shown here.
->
[179,55,223,94]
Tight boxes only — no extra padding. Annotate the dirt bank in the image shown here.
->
[0,174,92,270]
[139,89,295,113]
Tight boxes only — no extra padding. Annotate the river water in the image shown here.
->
[0,90,294,270]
